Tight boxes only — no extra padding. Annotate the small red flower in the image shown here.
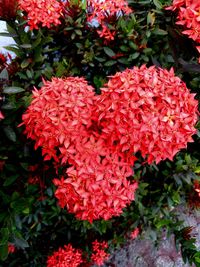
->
[130,227,140,239]
[47,244,83,267]
[91,240,110,266]
[8,243,16,254]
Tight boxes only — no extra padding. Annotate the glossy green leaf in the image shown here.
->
[3,86,25,94]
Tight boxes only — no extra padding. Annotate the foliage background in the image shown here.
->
[0,0,200,266]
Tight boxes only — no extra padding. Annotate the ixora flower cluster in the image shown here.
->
[47,240,109,267]
[17,0,132,40]
[166,0,200,62]
[20,65,198,223]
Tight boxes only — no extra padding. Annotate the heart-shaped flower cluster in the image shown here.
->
[21,65,198,222]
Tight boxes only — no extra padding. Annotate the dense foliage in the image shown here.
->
[0,0,200,266]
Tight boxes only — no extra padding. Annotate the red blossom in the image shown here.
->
[20,76,96,163]
[91,240,110,266]
[166,0,200,62]
[18,0,64,30]
[0,111,4,120]
[95,65,198,164]
[130,227,140,239]
[0,0,17,20]
[47,244,83,267]
[8,243,16,254]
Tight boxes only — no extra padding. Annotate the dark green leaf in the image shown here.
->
[0,228,9,245]
[3,126,17,142]
[3,174,19,187]
[103,47,116,57]
[0,244,8,261]
[3,86,25,94]
[104,60,117,67]
[13,237,29,249]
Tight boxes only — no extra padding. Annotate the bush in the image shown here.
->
[0,0,200,266]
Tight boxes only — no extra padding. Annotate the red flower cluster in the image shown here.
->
[20,77,96,163]
[18,0,63,29]
[87,0,132,41]
[0,0,17,20]
[95,65,198,164]
[21,66,198,222]
[91,240,110,266]
[166,0,200,62]
[47,244,83,267]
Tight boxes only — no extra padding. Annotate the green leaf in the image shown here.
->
[95,57,106,62]
[0,68,9,80]
[3,86,25,94]
[13,237,29,249]
[152,28,168,35]
[129,52,140,60]
[3,126,17,142]
[20,44,32,49]
[21,59,30,69]
[0,228,9,245]
[104,60,117,67]
[6,23,17,35]
[75,29,82,36]
[147,12,155,26]
[153,0,162,9]
[3,174,19,187]
[0,244,8,261]
[155,219,171,229]
[10,199,29,213]
[118,57,129,64]
[103,47,116,57]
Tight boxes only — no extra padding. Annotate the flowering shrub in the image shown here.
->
[20,65,198,223]
[0,0,200,266]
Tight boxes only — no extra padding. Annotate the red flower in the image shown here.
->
[91,240,110,266]
[130,227,140,239]
[0,111,4,120]
[18,0,63,29]
[47,244,83,267]
[8,243,16,254]
[166,0,200,62]
[95,65,198,164]
[20,76,96,163]
[0,0,17,20]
